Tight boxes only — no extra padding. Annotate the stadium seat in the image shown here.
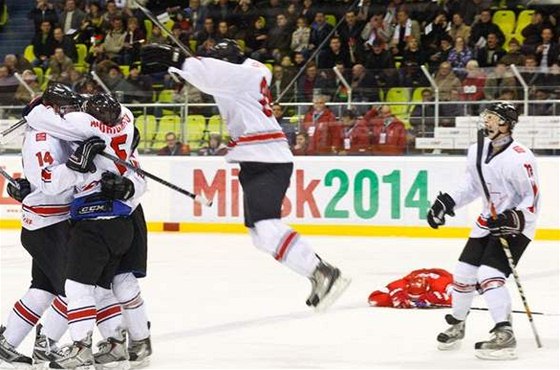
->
[264,63,273,72]
[33,67,43,85]
[384,87,411,127]
[325,14,336,27]
[492,10,515,35]
[24,45,34,63]
[144,19,153,40]
[157,89,176,115]
[119,65,130,77]
[135,114,158,149]
[189,40,197,54]
[158,115,181,144]
[186,114,207,150]
[163,19,174,32]
[515,9,534,35]
[236,39,246,52]
[207,114,223,135]
[0,4,8,29]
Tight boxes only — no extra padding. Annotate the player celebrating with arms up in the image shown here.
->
[427,103,539,360]
[140,40,350,311]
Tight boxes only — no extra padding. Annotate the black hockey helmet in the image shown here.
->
[84,94,122,126]
[206,39,246,64]
[482,102,519,131]
[43,82,83,108]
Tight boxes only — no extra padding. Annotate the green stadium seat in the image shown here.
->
[325,14,336,27]
[207,114,223,135]
[515,9,534,35]
[135,114,158,149]
[186,114,207,150]
[24,45,34,63]
[0,4,8,29]
[158,115,182,144]
[144,19,153,40]
[492,10,515,35]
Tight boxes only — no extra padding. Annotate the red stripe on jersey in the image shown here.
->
[67,307,96,323]
[96,305,121,323]
[229,131,286,147]
[52,297,68,317]
[275,231,298,261]
[22,204,70,216]
[14,301,40,325]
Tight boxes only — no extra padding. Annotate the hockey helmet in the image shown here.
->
[481,102,519,131]
[84,94,122,126]
[206,39,246,64]
[43,82,84,114]
[407,276,429,299]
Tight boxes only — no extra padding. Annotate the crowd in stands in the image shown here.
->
[0,0,560,155]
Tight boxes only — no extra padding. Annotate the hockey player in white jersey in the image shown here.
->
[140,39,350,311]
[427,102,539,360]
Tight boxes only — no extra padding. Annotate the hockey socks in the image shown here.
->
[40,295,68,342]
[113,273,150,341]
[94,287,123,339]
[65,279,96,342]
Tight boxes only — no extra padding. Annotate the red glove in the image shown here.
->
[390,289,413,308]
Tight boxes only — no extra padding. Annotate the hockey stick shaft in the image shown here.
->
[0,118,27,143]
[0,167,20,189]
[433,304,555,316]
[133,0,195,58]
[99,151,212,207]
[475,129,542,348]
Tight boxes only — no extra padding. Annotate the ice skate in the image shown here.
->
[0,326,33,369]
[475,322,517,360]
[32,324,68,364]
[127,337,151,369]
[306,260,351,312]
[47,332,94,370]
[437,314,465,350]
[93,329,130,370]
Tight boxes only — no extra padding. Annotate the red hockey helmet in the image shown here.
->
[407,276,429,298]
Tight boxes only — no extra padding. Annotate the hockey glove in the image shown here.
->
[140,44,186,74]
[487,209,525,237]
[66,136,106,173]
[7,178,31,203]
[390,289,413,309]
[22,95,44,117]
[427,192,456,229]
[101,171,135,200]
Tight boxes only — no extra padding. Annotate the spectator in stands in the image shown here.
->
[370,104,407,156]
[31,21,56,69]
[99,17,126,64]
[350,63,380,103]
[271,64,294,103]
[318,35,351,69]
[215,20,234,42]
[446,0,489,26]
[68,68,84,91]
[28,0,58,33]
[460,59,486,115]
[521,9,553,55]
[469,9,504,49]
[389,7,421,57]
[59,0,86,35]
[440,88,463,126]
[266,13,293,62]
[15,70,41,104]
[534,27,560,68]
[428,34,453,72]
[48,47,74,83]
[197,38,217,57]
[102,0,125,25]
[448,13,471,45]
[361,13,391,49]
[148,25,167,44]
[297,62,332,102]
[273,103,297,147]
[103,64,123,90]
[259,0,283,29]
[499,37,525,66]
[309,12,334,54]
[53,26,78,63]
[121,64,153,103]
[338,10,365,65]
[158,132,190,156]
[409,88,435,138]
[291,16,311,57]
[171,23,190,48]
[122,16,145,65]
[476,32,506,68]
[245,16,268,58]
[422,11,449,53]
[330,61,351,103]
[292,132,309,155]
[284,2,299,29]
[484,61,517,100]
[0,65,19,105]
[233,0,256,40]
[76,2,107,46]
[4,54,32,75]
[77,78,102,94]
[398,61,429,88]
[447,36,473,72]
[198,132,228,156]
[401,36,428,67]
[336,108,371,155]
[434,61,462,101]
[529,88,554,116]
[186,0,209,36]
[194,16,216,46]
[301,94,338,154]
[300,0,318,25]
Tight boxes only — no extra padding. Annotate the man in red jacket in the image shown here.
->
[335,109,371,155]
[301,95,338,154]
[368,268,453,308]
[370,105,407,155]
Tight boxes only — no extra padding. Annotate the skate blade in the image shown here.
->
[475,348,517,361]
[129,358,150,370]
[437,340,461,351]
[0,359,32,369]
[46,363,95,370]
[94,360,131,370]
[314,275,351,312]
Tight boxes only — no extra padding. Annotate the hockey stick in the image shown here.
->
[99,151,213,207]
[0,118,27,144]
[475,129,542,348]
[133,0,195,58]
[0,167,20,189]
[433,304,556,316]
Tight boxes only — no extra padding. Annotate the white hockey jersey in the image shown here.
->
[20,128,74,230]
[450,138,540,240]
[169,57,293,163]
[24,104,145,211]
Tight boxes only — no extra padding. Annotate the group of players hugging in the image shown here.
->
[0,37,539,369]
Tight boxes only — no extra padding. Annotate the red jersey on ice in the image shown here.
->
[368,268,453,309]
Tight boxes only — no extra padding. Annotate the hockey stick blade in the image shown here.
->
[100,152,212,207]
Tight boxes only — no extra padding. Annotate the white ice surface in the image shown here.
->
[1,231,558,369]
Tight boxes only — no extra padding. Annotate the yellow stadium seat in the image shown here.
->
[264,63,273,72]
[325,14,336,27]
[24,45,34,63]
[135,115,158,149]
[0,4,8,28]
[492,10,515,36]
[144,19,153,40]
[189,40,197,54]
[157,89,176,115]
[515,9,534,35]
[236,39,246,52]
[186,114,207,150]
[207,114,224,135]
[384,87,411,124]
[158,115,182,144]
[119,65,130,78]
[411,87,426,103]
[163,19,174,32]
[33,67,43,85]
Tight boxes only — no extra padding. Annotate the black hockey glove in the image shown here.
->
[7,178,31,203]
[66,136,106,173]
[100,171,135,200]
[22,95,44,117]
[427,192,456,229]
[140,44,186,74]
[487,209,525,237]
